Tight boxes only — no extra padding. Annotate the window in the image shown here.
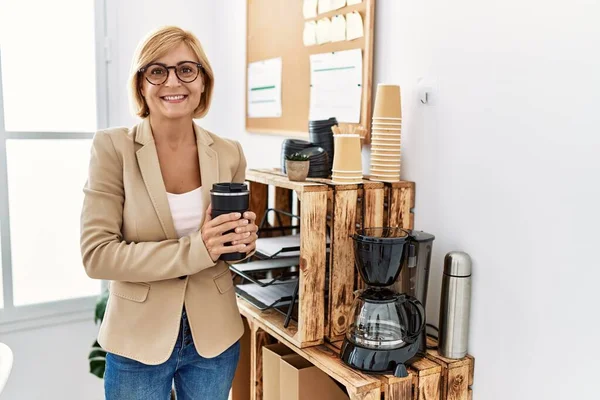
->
[0,0,98,132]
[0,0,107,327]
[0,223,3,309]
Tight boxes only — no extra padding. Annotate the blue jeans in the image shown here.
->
[104,308,240,400]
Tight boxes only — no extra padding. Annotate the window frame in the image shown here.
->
[0,0,109,333]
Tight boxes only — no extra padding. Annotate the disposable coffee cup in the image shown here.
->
[210,182,250,262]
[373,84,402,119]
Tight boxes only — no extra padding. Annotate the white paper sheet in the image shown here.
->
[346,11,364,41]
[316,17,332,44]
[317,0,331,14]
[309,49,363,123]
[303,0,318,18]
[347,0,362,5]
[247,58,282,118]
[303,21,318,46]
[330,14,346,42]
[330,0,347,11]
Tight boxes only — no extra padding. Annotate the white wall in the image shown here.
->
[106,0,217,129]
[104,0,600,399]
[1,321,103,399]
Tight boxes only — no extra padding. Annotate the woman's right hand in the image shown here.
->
[201,205,251,263]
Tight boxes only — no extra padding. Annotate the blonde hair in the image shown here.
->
[128,26,214,119]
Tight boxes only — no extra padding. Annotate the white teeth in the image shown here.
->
[163,95,185,100]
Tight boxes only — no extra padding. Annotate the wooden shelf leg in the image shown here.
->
[363,186,385,229]
[299,190,328,344]
[388,183,415,230]
[329,189,358,340]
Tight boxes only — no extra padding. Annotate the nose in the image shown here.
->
[164,68,182,87]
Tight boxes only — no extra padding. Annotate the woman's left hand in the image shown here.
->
[231,211,258,252]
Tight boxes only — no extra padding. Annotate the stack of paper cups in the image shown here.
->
[370,84,402,182]
[331,134,362,184]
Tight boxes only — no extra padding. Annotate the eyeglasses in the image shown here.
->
[138,61,203,85]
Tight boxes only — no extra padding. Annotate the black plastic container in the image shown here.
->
[351,227,410,286]
[210,182,250,262]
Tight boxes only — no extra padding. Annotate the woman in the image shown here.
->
[80,26,258,399]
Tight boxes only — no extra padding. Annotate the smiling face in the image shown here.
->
[139,42,204,121]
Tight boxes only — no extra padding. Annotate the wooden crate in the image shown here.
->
[375,180,416,230]
[248,169,416,343]
[240,299,383,400]
[239,299,451,400]
[245,169,330,348]
[250,169,386,341]
[426,338,475,400]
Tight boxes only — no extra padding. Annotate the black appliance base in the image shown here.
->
[340,338,420,378]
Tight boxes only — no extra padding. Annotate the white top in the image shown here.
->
[166,186,204,238]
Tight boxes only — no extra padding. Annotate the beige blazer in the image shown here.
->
[80,118,246,365]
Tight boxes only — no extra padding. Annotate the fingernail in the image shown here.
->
[245,232,250,237]
[243,219,249,225]
[234,212,241,218]
[236,228,241,233]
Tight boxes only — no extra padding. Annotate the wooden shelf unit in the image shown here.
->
[237,169,475,400]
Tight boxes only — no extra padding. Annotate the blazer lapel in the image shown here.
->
[194,123,219,224]
[135,119,178,240]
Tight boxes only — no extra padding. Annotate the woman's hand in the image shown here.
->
[230,211,258,253]
[201,206,258,263]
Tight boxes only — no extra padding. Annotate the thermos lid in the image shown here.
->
[443,251,472,277]
[210,182,249,196]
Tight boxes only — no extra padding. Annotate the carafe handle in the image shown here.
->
[402,296,426,343]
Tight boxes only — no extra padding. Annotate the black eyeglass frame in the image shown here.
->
[138,60,204,85]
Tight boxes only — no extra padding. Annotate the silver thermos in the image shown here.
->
[438,251,472,359]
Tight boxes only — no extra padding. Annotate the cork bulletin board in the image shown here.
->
[245,0,376,142]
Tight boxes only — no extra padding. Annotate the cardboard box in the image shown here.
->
[263,343,296,400]
[279,354,349,400]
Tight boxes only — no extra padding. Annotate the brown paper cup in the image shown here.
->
[372,116,402,121]
[372,146,401,152]
[332,134,362,172]
[332,175,363,184]
[372,137,401,143]
[373,84,402,118]
[370,171,401,178]
[332,169,363,177]
[372,133,402,139]
[372,141,401,148]
[372,120,402,126]
[369,176,401,183]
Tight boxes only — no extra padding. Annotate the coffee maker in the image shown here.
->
[340,228,435,377]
